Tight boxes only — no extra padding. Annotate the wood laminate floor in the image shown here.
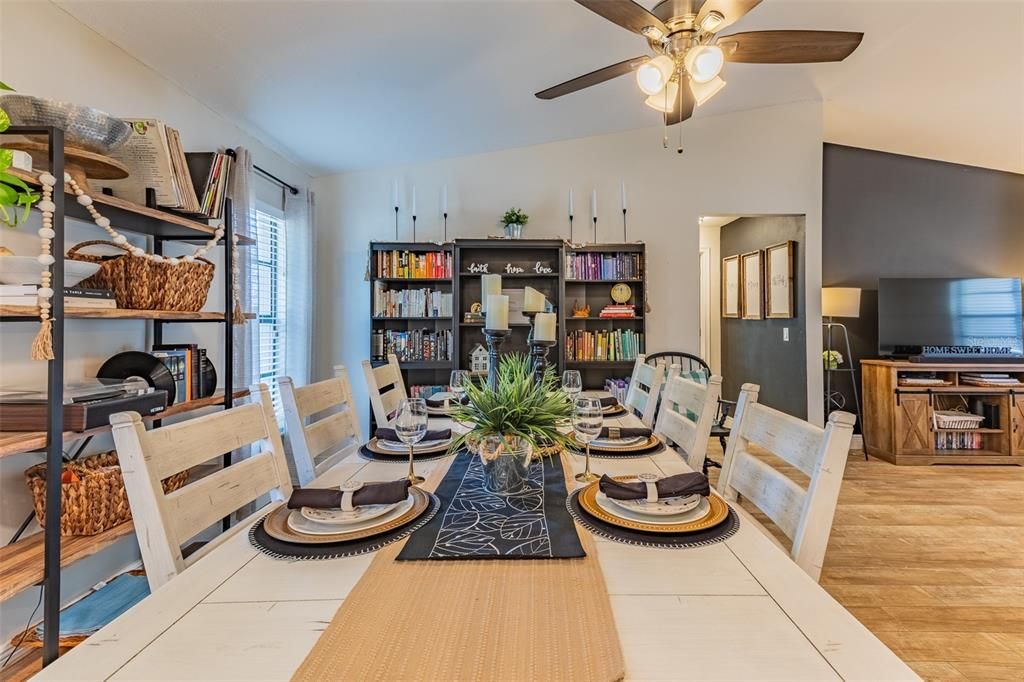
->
[707,445,1024,682]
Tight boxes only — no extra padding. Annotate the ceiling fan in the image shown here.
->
[535,0,863,146]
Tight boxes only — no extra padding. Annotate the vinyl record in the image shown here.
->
[97,351,176,404]
[200,355,217,398]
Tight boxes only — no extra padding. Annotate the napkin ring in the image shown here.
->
[339,481,364,511]
[607,426,621,440]
[638,473,659,503]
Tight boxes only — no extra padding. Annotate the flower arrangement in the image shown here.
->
[501,207,528,227]
[823,349,844,369]
[0,82,40,227]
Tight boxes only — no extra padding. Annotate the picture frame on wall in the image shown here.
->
[722,254,740,318]
[740,250,764,320]
[765,240,795,319]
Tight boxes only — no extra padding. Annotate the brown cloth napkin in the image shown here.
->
[375,428,452,443]
[599,472,710,500]
[599,396,618,408]
[287,479,412,509]
[425,394,469,408]
[597,426,651,439]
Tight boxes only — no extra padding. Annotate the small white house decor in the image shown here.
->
[470,343,489,375]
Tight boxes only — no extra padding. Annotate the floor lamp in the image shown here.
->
[822,287,868,460]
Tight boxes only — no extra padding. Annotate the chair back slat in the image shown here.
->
[655,369,722,471]
[362,354,409,426]
[280,367,363,486]
[623,355,666,427]
[718,383,855,581]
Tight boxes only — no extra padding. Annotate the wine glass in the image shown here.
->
[562,370,582,401]
[450,370,470,406]
[572,397,603,484]
[395,398,428,485]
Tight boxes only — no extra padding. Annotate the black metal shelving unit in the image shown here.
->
[0,126,239,669]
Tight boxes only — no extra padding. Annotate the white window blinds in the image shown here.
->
[254,208,287,416]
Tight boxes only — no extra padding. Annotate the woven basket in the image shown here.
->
[67,240,214,311]
[25,452,189,536]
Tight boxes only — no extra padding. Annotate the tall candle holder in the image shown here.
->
[483,328,510,390]
[592,215,598,243]
[393,206,399,240]
[622,208,628,242]
[522,310,537,343]
[569,213,574,243]
[529,339,556,384]
[412,214,417,241]
[443,212,448,241]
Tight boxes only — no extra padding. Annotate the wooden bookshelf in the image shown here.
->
[0,305,234,321]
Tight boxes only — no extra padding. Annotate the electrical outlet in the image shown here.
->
[783,328,790,342]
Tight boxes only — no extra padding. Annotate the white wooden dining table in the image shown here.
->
[35,402,918,681]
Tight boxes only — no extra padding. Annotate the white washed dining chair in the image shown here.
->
[654,364,723,473]
[111,384,293,592]
[361,354,407,427]
[623,353,667,427]
[279,366,363,486]
[717,383,855,581]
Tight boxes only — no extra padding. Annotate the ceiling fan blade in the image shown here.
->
[665,83,696,126]
[575,0,669,37]
[718,30,864,64]
[535,56,649,100]
[695,0,763,34]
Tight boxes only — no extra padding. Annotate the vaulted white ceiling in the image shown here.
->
[56,0,1023,175]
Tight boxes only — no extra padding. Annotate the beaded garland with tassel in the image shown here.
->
[30,171,245,360]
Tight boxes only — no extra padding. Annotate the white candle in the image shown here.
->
[480,274,502,311]
[442,184,448,214]
[485,294,509,330]
[392,180,399,209]
[621,181,627,211]
[568,188,574,217]
[411,185,417,216]
[534,312,556,342]
[523,286,545,312]
[591,189,597,218]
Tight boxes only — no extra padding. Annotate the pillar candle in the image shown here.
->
[392,180,399,209]
[568,188,574,216]
[442,184,448,214]
[523,286,545,312]
[591,189,597,218]
[485,294,509,330]
[481,274,502,310]
[621,181,627,211]
[534,312,556,342]
[411,185,417,216]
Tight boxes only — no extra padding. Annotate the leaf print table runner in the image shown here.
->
[397,451,585,560]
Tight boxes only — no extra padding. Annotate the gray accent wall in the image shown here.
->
[823,144,1024,418]
[720,216,807,419]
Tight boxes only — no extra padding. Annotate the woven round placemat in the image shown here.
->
[249,493,440,560]
[568,441,666,459]
[359,443,455,463]
[566,488,739,549]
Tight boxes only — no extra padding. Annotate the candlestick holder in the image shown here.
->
[412,215,417,241]
[529,339,557,384]
[622,208,627,242]
[522,310,537,343]
[483,328,510,390]
[443,212,448,242]
[393,206,399,240]
[592,216,597,243]
[569,214,574,243]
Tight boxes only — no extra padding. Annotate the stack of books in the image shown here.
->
[372,329,452,362]
[410,385,450,400]
[960,373,1023,387]
[566,329,644,362]
[0,285,116,309]
[599,304,636,318]
[565,252,643,280]
[372,283,452,318]
[375,251,453,279]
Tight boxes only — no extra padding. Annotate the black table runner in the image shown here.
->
[397,452,585,560]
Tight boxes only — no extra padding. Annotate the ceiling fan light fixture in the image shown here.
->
[641,25,665,41]
[689,75,726,106]
[699,10,726,33]
[644,81,679,113]
[684,45,724,83]
[636,55,674,95]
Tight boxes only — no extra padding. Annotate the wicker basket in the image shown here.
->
[67,240,214,312]
[25,451,189,536]
[932,410,985,430]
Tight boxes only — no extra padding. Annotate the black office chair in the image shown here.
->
[645,351,734,473]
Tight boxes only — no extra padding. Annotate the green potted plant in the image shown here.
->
[0,82,40,227]
[501,207,528,239]
[450,353,571,495]
[823,349,844,370]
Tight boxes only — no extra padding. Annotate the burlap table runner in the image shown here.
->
[291,452,625,681]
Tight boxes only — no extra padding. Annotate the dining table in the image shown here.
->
[34,395,918,681]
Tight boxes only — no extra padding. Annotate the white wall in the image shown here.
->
[314,101,826,435]
[699,221,722,375]
[0,0,309,649]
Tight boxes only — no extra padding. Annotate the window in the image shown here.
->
[254,206,287,416]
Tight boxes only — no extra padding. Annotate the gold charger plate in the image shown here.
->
[365,437,451,456]
[569,433,660,453]
[602,404,627,417]
[578,479,729,534]
[263,486,430,544]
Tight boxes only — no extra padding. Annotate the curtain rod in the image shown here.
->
[225,148,300,195]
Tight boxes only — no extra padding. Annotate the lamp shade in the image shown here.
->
[822,287,861,318]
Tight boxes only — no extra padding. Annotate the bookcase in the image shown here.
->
[368,239,647,423]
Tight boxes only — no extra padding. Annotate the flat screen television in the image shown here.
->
[878,277,1024,358]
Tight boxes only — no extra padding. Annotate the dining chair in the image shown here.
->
[361,353,408,427]
[111,384,293,592]
[717,383,855,581]
[623,353,667,427]
[278,366,363,487]
[654,364,723,474]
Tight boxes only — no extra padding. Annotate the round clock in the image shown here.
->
[610,282,633,304]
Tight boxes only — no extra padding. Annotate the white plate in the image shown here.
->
[376,438,449,452]
[0,257,101,286]
[287,494,415,536]
[608,493,702,517]
[299,497,404,525]
[595,492,710,526]
[591,436,645,448]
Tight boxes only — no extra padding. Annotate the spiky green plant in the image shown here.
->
[449,353,571,455]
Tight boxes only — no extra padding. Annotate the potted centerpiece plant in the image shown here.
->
[501,207,528,239]
[450,353,571,495]
[0,82,40,227]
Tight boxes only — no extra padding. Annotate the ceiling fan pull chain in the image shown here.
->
[677,70,684,155]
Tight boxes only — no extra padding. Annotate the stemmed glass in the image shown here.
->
[562,370,582,402]
[572,397,603,484]
[450,370,469,407]
[395,398,427,485]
